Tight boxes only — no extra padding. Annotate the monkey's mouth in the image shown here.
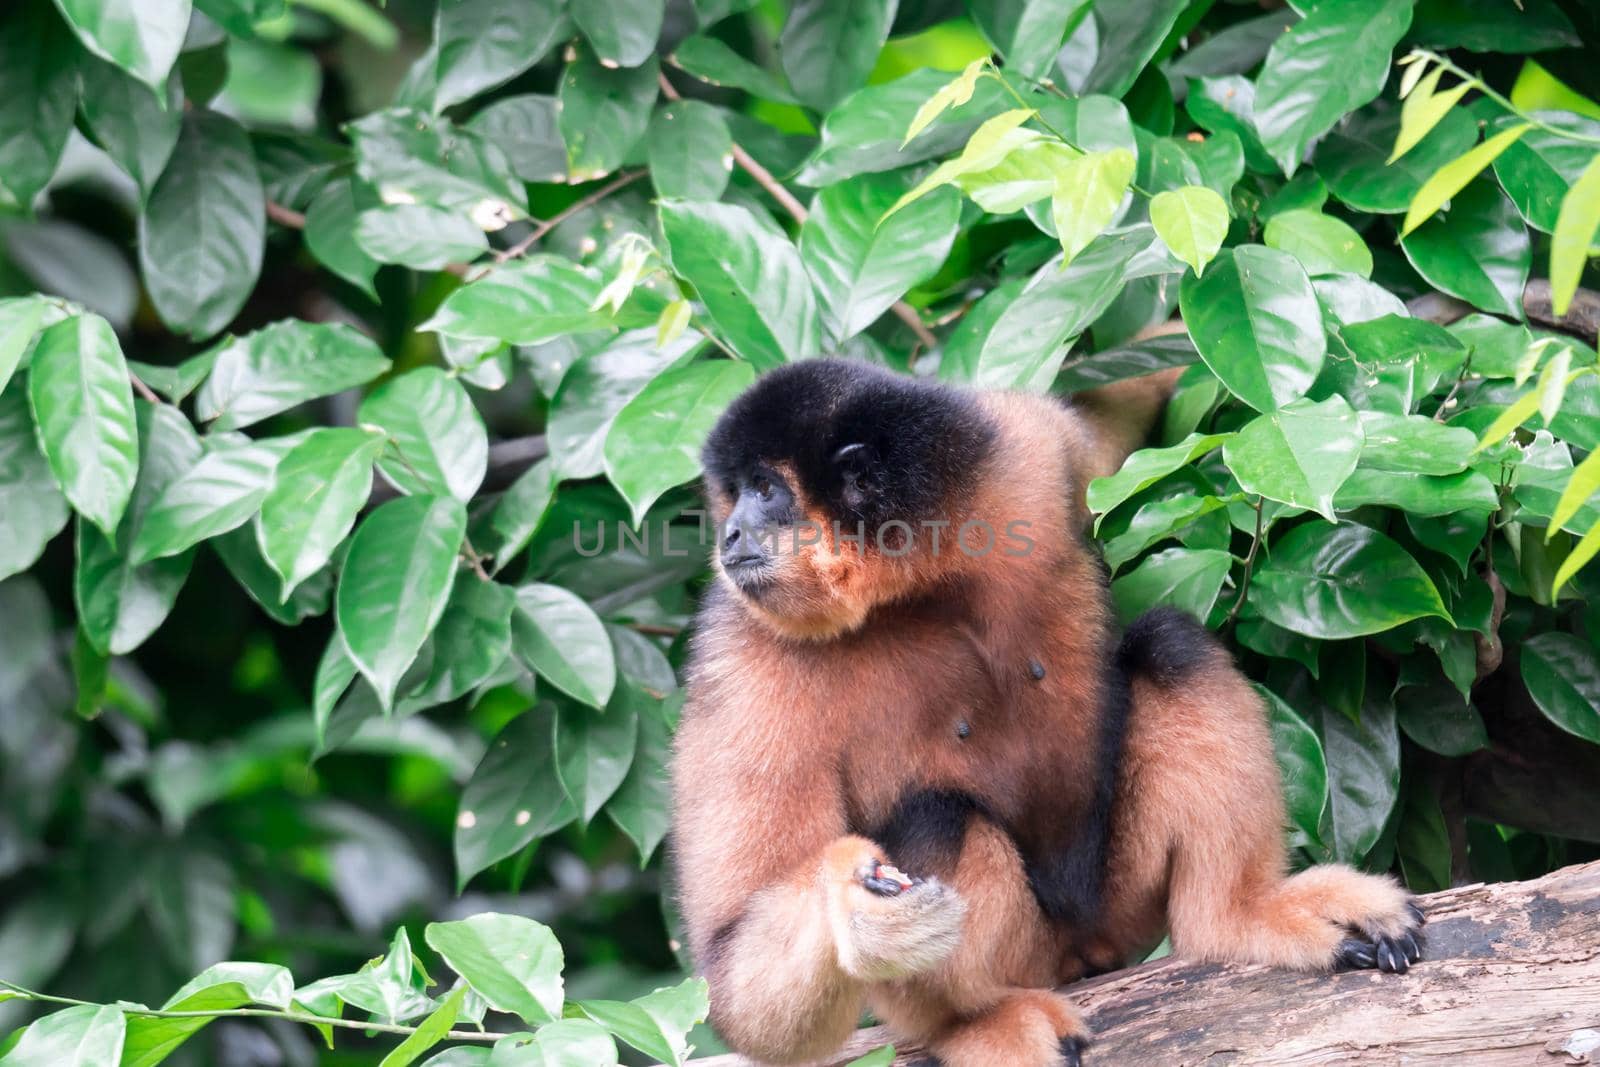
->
[721,555,774,597]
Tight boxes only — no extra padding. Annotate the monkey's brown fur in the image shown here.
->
[673,364,1421,1066]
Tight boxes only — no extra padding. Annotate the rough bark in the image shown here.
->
[690,861,1600,1066]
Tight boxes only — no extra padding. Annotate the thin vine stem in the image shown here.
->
[1410,49,1600,147]
[1225,496,1266,627]
[0,983,501,1044]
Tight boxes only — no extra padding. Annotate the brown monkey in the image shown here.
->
[672,359,1423,1066]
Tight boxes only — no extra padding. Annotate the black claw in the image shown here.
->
[1060,1035,1090,1067]
[1407,901,1426,925]
[862,874,906,897]
[1335,937,1378,971]
[1399,931,1423,964]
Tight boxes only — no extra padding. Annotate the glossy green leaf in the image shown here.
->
[607,696,674,865]
[1224,396,1363,521]
[0,1004,124,1066]
[355,203,488,271]
[1490,114,1600,233]
[1109,547,1233,624]
[26,314,138,538]
[1321,697,1400,864]
[303,177,382,299]
[604,360,754,526]
[1254,0,1414,175]
[454,707,577,887]
[426,913,564,1025]
[1404,179,1531,320]
[1179,246,1326,413]
[1086,432,1231,522]
[670,34,798,104]
[379,986,466,1067]
[659,200,822,368]
[558,48,658,181]
[512,583,616,709]
[489,1021,618,1067]
[1149,185,1228,275]
[1253,522,1451,639]
[433,0,567,110]
[336,495,466,709]
[122,963,294,1067]
[130,436,289,564]
[1080,0,1187,99]
[779,0,895,113]
[469,95,568,185]
[1397,682,1488,755]
[214,522,334,627]
[257,428,384,597]
[0,297,56,396]
[1357,411,1476,475]
[196,321,391,432]
[414,577,515,706]
[1521,632,1600,743]
[800,172,960,344]
[554,697,638,825]
[971,0,1087,81]
[546,329,701,479]
[647,101,733,202]
[573,0,664,68]
[1316,106,1479,215]
[1185,75,1273,173]
[1400,123,1531,237]
[0,387,69,581]
[1263,209,1372,278]
[1549,153,1600,318]
[423,257,608,345]
[1051,149,1136,264]
[349,109,526,214]
[139,111,265,339]
[0,2,78,208]
[1411,0,1578,52]
[359,367,488,504]
[575,979,709,1067]
[52,0,188,91]
[1552,517,1600,597]
[78,57,182,200]
[1258,685,1327,844]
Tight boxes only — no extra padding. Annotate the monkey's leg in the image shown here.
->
[707,835,965,1065]
[1107,609,1425,975]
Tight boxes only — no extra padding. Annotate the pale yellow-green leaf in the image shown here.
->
[656,299,691,348]
[1150,185,1229,275]
[1050,148,1135,264]
[1401,123,1532,237]
[1552,515,1600,597]
[1397,55,1431,99]
[1551,446,1600,537]
[1473,368,1586,452]
[1549,152,1600,317]
[1390,66,1472,163]
[955,139,1080,214]
[1514,336,1561,387]
[590,235,653,315]
[887,109,1038,217]
[1537,348,1573,425]
[902,58,988,148]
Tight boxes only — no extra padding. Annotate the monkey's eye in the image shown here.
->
[752,473,774,500]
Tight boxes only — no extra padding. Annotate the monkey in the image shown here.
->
[671,358,1425,1067]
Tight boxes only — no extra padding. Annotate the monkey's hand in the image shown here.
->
[821,836,967,983]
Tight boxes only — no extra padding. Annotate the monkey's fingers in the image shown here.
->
[862,861,916,897]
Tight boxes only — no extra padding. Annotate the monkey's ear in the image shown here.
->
[832,443,876,510]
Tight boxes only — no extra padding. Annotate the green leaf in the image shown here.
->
[1179,246,1326,413]
[1396,777,1451,894]
[350,109,527,215]
[1316,106,1478,215]
[670,34,798,105]
[213,522,334,626]
[1332,467,1498,516]
[1080,0,1188,99]
[1489,114,1600,233]
[955,138,1079,214]
[130,436,287,564]
[0,387,69,581]
[51,0,188,91]
[490,1021,618,1067]
[122,963,294,1067]
[139,111,265,339]
[799,172,961,344]
[26,314,139,538]
[573,0,663,69]
[1521,632,1600,743]
[422,257,608,346]
[1253,522,1451,639]
[1050,149,1136,264]
[0,297,58,396]
[479,459,557,574]
[971,1,1087,81]
[558,48,658,181]
[1263,209,1372,278]
[426,913,563,1026]
[1397,682,1487,755]
[1086,432,1231,522]
[336,495,466,709]
[547,329,702,479]
[659,200,823,369]
[973,232,1141,390]
[469,95,568,185]
[1254,0,1415,176]
[434,0,568,110]
[1411,0,1578,52]
[1549,153,1600,318]
[554,697,638,825]
[779,0,895,113]
[1357,411,1476,475]
[1258,685,1327,844]
[604,360,754,526]
[355,203,489,272]
[1399,123,1531,237]
[0,2,78,208]
[78,58,182,200]
[647,101,733,202]
[512,583,616,709]
[1224,396,1363,522]
[796,68,1008,187]
[1390,66,1472,164]
[1403,179,1532,319]
[1109,547,1233,624]
[455,707,577,887]
[1552,516,1600,597]
[359,367,489,503]
[575,979,709,1067]
[0,1004,124,1066]
[257,427,384,597]
[195,320,392,432]
[1185,75,1273,173]
[607,696,675,865]
[1321,697,1399,864]
[379,986,466,1067]
[1149,185,1228,275]
[1551,447,1600,534]
[304,177,382,299]
[414,576,515,705]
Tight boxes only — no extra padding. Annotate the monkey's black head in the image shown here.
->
[701,359,997,637]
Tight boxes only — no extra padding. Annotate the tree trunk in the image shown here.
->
[690,860,1600,1066]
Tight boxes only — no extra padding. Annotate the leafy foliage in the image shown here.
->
[2,0,1599,1063]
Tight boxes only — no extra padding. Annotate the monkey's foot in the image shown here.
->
[1335,900,1426,974]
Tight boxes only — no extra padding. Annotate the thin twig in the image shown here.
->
[1410,49,1600,147]
[627,622,682,638]
[1225,496,1265,626]
[128,371,161,405]
[488,170,649,269]
[265,200,308,229]
[657,72,941,351]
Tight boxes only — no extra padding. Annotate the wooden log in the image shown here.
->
[690,860,1600,1066]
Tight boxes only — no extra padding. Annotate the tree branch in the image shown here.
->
[1408,281,1600,345]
